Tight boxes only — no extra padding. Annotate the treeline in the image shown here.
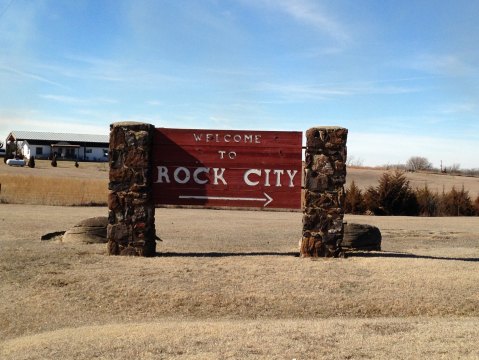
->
[345,171,479,216]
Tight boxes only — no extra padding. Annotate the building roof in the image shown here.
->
[7,130,109,144]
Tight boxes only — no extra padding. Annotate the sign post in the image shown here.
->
[107,123,305,257]
[300,126,348,257]
[107,122,157,256]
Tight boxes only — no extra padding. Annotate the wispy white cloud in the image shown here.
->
[256,82,349,101]
[0,0,39,56]
[399,53,477,77]
[114,115,168,128]
[34,54,183,86]
[291,46,345,59]
[276,0,350,42]
[123,0,245,47]
[209,116,235,129]
[0,64,67,88]
[0,112,109,139]
[146,100,163,106]
[39,94,118,105]
[60,54,133,82]
[0,0,16,20]
[0,108,171,140]
[255,80,421,101]
[243,0,350,43]
[205,67,266,77]
[431,102,477,115]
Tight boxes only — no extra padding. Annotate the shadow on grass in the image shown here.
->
[156,251,299,258]
[155,250,478,262]
[346,250,479,262]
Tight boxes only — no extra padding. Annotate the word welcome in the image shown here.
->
[193,133,262,144]
[155,166,298,187]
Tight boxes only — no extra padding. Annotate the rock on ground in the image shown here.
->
[62,216,108,244]
[342,223,381,251]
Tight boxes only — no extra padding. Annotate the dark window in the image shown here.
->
[36,147,43,155]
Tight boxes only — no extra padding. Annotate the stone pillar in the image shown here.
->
[301,126,348,257]
[107,122,156,256]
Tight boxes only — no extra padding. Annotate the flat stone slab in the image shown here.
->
[62,217,108,244]
[342,223,381,251]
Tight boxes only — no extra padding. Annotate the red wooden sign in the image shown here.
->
[151,128,302,209]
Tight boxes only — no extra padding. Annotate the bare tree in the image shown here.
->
[406,156,432,172]
[346,155,364,167]
[448,163,461,174]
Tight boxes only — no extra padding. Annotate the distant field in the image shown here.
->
[0,205,478,359]
[0,159,109,179]
[1,160,479,358]
[2,160,478,206]
[347,166,479,198]
[0,160,108,205]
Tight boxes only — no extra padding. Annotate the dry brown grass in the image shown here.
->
[0,159,108,205]
[1,205,479,359]
[0,173,107,205]
[347,167,479,198]
[2,160,479,206]
[0,159,109,178]
[0,160,108,206]
[2,319,478,359]
[2,162,479,358]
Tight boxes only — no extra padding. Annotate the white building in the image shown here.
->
[6,130,109,162]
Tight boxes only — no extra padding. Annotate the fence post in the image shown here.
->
[301,126,348,257]
[107,122,156,256]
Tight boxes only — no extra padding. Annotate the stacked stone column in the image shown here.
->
[301,127,348,257]
[107,122,156,256]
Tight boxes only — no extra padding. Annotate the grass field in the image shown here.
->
[1,160,479,359]
[1,205,479,359]
[2,160,479,206]
[0,160,108,205]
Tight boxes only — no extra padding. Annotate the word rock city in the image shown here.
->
[155,166,299,188]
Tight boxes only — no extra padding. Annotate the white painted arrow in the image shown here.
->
[179,192,273,207]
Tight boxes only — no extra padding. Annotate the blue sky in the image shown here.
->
[1,0,478,168]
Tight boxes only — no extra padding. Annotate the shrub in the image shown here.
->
[474,196,479,216]
[51,155,57,167]
[365,171,419,216]
[406,156,432,172]
[344,180,365,214]
[28,156,35,168]
[463,168,479,177]
[346,155,364,167]
[443,163,461,175]
[347,170,479,217]
[363,186,380,214]
[415,184,439,216]
[4,142,15,163]
[439,186,474,216]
